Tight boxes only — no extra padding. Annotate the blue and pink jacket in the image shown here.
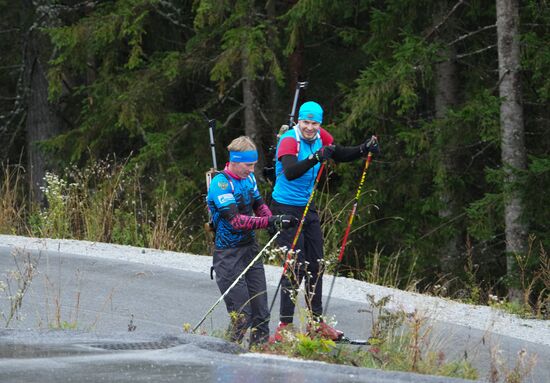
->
[207,166,271,249]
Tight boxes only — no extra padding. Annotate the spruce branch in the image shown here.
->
[153,1,194,31]
[424,0,466,41]
[0,28,20,34]
[222,105,245,128]
[448,24,497,46]
[456,44,497,60]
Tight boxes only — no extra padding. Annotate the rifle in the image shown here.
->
[205,117,218,190]
[263,81,308,183]
[204,116,217,253]
[288,81,309,127]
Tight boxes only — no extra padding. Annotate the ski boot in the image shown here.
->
[268,322,291,343]
[307,321,344,341]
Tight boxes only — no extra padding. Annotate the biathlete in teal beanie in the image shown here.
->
[270,101,379,342]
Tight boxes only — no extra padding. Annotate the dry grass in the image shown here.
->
[0,249,38,327]
[0,158,201,253]
[0,163,28,235]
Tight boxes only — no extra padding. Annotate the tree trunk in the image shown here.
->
[24,27,62,205]
[266,0,281,137]
[496,0,528,300]
[261,0,282,188]
[241,55,259,142]
[433,2,461,275]
[287,0,304,97]
[435,47,461,275]
[241,44,265,179]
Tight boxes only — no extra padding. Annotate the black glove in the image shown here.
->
[359,135,380,156]
[268,214,299,232]
[313,145,335,162]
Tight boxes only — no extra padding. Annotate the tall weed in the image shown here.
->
[19,158,201,252]
[0,249,38,327]
[0,163,28,235]
[34,172,71,238]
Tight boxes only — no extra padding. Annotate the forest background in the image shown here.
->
[0,0,548,315]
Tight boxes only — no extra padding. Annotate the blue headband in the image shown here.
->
[229,150,258,163]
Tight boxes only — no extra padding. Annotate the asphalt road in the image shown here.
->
[0,244,376,340]
[0,241,548,382]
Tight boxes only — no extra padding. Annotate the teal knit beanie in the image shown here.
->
[298,101,323,124]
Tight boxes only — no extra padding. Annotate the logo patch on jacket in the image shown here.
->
[217,193,234,204]
[218,180,229,190]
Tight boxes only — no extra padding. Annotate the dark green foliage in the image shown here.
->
[41,1,211,211]
[0,0,548,306]
[0,1,27,160]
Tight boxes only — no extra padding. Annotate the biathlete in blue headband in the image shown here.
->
[206,136,298,346]
[270,101,380,342]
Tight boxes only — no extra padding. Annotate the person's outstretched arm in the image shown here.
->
[280,154,318,180]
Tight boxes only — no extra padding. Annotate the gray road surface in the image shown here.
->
[0,241,547,382]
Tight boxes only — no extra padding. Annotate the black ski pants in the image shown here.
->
[213,242,270,344]
[271,200,324,324]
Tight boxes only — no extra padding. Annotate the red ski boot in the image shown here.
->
[268,322,291,343]
[307,321,344,341]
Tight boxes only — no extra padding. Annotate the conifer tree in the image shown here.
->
[193,0,284,173]
[0,0,547,301]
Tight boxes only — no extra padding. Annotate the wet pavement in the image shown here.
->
[0,330,476,383]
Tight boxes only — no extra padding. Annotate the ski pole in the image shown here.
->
[269,162,326,314]
[193,231,281,333]
[324,152,373,315]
